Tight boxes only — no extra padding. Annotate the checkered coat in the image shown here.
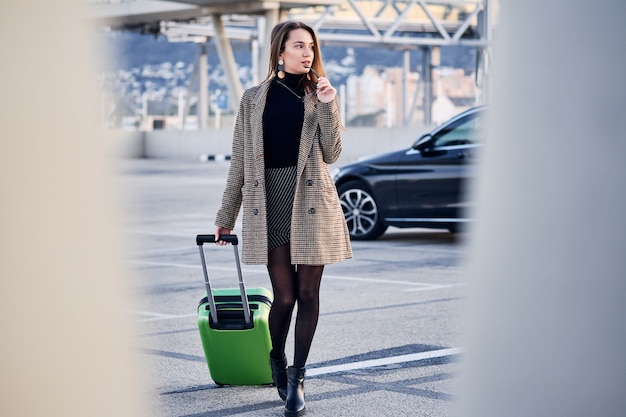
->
[215,78,353,265]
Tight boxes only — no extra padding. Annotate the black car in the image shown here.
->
[334,106,486,240]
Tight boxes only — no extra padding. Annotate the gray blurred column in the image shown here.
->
[457,1,626,417]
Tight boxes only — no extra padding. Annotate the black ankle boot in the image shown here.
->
[284,366,306,417]
[269,354,288,401]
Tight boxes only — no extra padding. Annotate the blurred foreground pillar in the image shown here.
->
[0,3,147,417]
[457,1,626,417]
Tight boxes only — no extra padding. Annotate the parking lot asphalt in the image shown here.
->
[116,158,468,417]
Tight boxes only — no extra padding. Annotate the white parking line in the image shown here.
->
[403,283,467,292]
[125,229,192,238]
[130,310,196,322]
[128,261,464,322]
[307,347,464,377]
[130,260,268,275]
[323,273,444,287]
[129,246,194,255]
[130,260,205,269]
[129,260,462,289]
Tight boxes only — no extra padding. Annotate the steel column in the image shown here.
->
[199,43,209,129]
[403,49,410,126]
[421,45,432,126]
[211,14,243,107]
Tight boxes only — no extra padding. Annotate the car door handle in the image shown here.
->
[457,152,466,159]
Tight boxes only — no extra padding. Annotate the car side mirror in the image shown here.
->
[412,133,433,150]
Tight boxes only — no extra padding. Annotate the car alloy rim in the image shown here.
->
[339,188,378,236]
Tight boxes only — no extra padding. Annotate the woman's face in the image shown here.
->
[279,28,315,75]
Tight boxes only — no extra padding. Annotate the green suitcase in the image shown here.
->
[196,234,274,386]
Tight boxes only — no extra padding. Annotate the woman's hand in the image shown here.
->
[315,77,336,103]
[215,226,231,246]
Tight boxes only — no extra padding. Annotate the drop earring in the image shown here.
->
[277,59,285,79]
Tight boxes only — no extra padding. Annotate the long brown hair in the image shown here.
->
[266,21,325,94]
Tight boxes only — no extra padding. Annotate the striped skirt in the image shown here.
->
[265,165,297,252]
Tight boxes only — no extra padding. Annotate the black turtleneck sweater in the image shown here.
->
[263,72,306,168]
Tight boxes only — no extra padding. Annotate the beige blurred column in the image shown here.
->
[457,1,626,417]
[0,3,146,417]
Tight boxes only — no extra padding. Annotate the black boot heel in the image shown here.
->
[284,366,306,417]
[270,354,288,401]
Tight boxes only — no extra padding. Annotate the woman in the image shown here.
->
[214,21,352,417]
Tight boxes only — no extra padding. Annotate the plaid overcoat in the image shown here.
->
[215,78,353,265]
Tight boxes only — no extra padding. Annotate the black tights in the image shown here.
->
[267,243,323,369]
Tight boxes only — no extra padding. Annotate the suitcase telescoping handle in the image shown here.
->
[196,234,251,326]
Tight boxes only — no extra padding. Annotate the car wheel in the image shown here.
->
[337,181,388,240]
